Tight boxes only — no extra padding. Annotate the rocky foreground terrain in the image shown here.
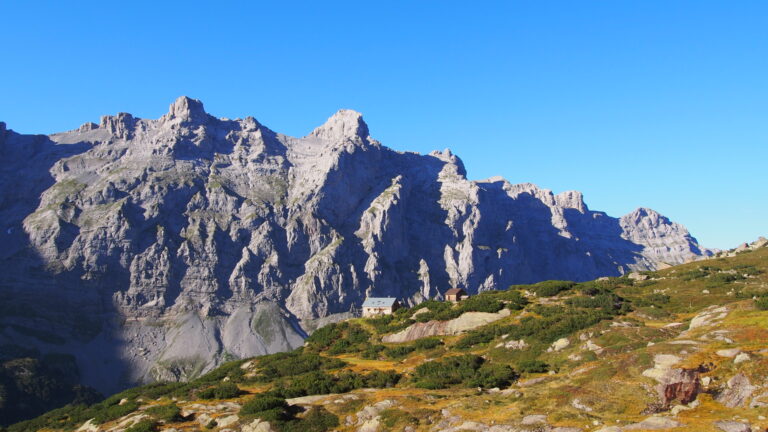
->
[6,238,767,432]
[0,97,711,399]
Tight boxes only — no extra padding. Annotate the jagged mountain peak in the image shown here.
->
[308,108,370,143]
[428,148,467,176]
[555,190,587,212]
[624,207,669,224]
[164,95,210,124]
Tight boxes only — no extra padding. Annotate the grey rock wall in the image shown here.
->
[0,97,711,393]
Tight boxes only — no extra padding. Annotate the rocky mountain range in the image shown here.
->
[0,97,711,396]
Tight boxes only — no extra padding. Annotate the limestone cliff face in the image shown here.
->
[0,98,711,393]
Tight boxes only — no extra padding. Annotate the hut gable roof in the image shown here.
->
[362,297,398,308]
[445,288,467,296]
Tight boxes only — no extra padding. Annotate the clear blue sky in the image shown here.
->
[1,1,766,249]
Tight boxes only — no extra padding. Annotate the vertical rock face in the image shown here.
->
[0,97,711,393]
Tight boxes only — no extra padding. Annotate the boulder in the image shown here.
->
[624,416,682,430]
[76,419,99,432]
[241,419,275,432]
[716,373,756,408]
[521,414,547,425]
[716,348,741,358]
[217,415,239,428]
[687,306,728,330]
[733,353,750,364]
[713,420,752,432]
[549,338,570,352]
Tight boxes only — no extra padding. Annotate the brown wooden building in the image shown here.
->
[445,288,468,303]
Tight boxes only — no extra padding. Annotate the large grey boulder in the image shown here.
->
[714,420,752,432]
[716,374,756,408]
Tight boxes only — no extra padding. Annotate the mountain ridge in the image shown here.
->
[0,97,711,397]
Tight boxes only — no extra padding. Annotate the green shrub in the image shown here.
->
[305,323,372,354]
[276,369,402,399]
[632,293,670,308]
[326,339,353,355]
[457,295,503,313]
[383,345,415,359]
[197,382,240,400]
[240,395,289,420]
[196,387,216,399]
[412,338,443,350]
[501,290,529,310]
[756,298,768,310]
[94,400,140,424]
[257,352,346,381]
[282,407,339,432]
[413,301,462,323]
[517,360,549,373]
[454,331,496,349]
[213,382,241,399]
[706,272,745,288]
[125,419,158,432]
[304,324,341,350]
[412,355,515,389]
[362,370,401,388]
[466,363,518,388]
[734,265,762,276]
[145,403,182,421]
[531,305,567,317]
[187,359,246,386]
[567,293,628,313]
[366,314,414,334]
[680,269,710,281]
[514,280,576,297]
[361,344,385,359]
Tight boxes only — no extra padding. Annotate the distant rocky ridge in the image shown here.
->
[0,97,711,395]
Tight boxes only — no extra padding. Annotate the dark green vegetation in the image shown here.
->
[6,349,394,432]
[511,280,576,297]
[124,419,159,432]
[144,403,182,422]
[412,355,517,389]
[756,297,768,310]
[305,321,373,355]
[240,393,339,432]
[0,347,101,426]
[196,381,241,399]
[453,280,631,359]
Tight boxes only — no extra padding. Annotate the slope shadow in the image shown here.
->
[0,127,135,399]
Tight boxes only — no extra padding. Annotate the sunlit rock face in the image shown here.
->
[0,98,711,393]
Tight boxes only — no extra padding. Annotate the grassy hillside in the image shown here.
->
[6,246,768,432]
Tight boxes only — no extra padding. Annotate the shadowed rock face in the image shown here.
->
[0,98,712,393]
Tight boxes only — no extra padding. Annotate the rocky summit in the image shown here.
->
[0,97,711,396]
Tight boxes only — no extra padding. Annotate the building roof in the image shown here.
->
[362,297,399,308]
[445,288,467,295]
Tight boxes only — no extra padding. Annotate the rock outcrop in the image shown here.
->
[381,309,510,343]
[0,97,712,394]
[716,373,756,408]
[642,355,705,409]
